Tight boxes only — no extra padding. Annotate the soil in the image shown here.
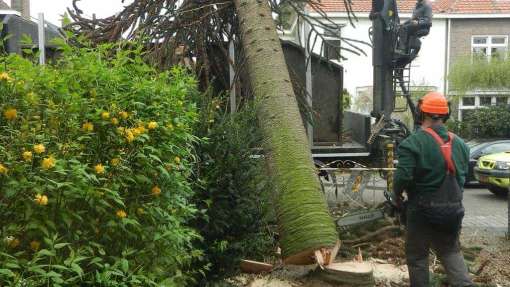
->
[226,224,510,287]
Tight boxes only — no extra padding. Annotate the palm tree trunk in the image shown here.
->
[234,0,338,264]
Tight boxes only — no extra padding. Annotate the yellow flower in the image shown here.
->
[30,240,40,251]
[82,122,94,132]
[174,156,181,164]
[22,151,33,162]
[33,144,46,154]
[94,163,105,175]
[167,123,174,130]
[137,208,145,215]
[5,236,20,248]
[0,72,13,82]
[116,209,127,219]
[41,156,56,170]
[0,163,8,175]
[125,130,135,143]
[151,186,161,196]
[110,158,120,166]
[135,124,146,135]
[111,117,119,125]
[147,121,158,130]
[34,194,48,206]
[3,108,17,121]
[101,111,110,120]
[119,111,129,119]
[116,127,126,134]
[131,128,141,137]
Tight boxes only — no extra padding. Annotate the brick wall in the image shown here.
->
[449,18,510,67]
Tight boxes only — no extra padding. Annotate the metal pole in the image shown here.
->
[38,13,46,65]
[229,39,236,114]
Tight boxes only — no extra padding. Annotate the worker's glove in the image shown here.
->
[384,191,404,218]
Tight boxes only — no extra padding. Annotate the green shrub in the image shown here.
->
[448,105,510,139]
[449,55,510,92]
[0,43,202,286]
[192,93,275,283]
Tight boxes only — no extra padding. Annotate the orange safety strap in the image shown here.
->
[423,128,456,175]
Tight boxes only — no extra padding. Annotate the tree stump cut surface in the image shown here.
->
[318,262,375,287]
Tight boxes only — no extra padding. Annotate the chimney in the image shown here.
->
[11,0,30,19]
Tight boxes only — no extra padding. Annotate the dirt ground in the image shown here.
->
[226,225,510,287]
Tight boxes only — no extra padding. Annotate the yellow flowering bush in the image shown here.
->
[0,44,201,285]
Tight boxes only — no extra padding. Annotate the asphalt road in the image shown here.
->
[462,187,508,235]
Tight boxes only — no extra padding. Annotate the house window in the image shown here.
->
[496,96,508,105]
[462,97,475,106]
[472,36,508,61]
[322,27,341,61]
[480,96,492,106]
[459,94,510,121]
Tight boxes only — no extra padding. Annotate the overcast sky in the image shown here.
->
[6,0,133,26]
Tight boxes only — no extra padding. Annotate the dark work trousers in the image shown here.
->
[406,207,474,287]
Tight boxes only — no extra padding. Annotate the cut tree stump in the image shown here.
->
[316,262,375,287]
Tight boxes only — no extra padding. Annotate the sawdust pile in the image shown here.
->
[369,237,406,265]
[473,248,510,286]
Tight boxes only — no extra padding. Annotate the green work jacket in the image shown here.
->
[394,125,470,199]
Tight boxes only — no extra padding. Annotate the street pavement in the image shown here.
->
[462,187,508,235]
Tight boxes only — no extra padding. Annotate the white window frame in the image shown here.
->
[471,35,509,61]
[321,26,343,61]
[458,92,510,121]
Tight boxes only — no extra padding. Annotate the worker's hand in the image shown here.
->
[392,194,404,209]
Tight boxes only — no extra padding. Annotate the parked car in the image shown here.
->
[466,140,510,185]
[474,152,510,197]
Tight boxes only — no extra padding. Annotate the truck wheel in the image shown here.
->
[488,186,509,197]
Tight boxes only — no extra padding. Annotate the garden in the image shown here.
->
[1,0,510,286]
[0,31,276,286]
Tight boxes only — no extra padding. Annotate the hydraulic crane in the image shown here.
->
[334,0,434,228]
[370,0,432,136]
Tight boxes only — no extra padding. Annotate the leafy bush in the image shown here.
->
[447,105,510,139]
[449,55,510,92]
[192,93,274,283]
[0,43,202,286]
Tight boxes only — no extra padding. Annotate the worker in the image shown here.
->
[394,0,432,67]
[393,92,474,287]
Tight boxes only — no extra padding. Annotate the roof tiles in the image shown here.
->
[312,0,510,14]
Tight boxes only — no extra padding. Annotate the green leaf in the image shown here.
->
[71,263,83,276]
[37,249,56,257]
[54,243,70,249]
[0,269,15,277]
[120,258,129,273]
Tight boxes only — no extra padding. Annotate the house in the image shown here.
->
[282,0,510,119]
[0,0,61,56]
[445,0,510,120]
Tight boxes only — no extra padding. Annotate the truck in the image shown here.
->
[281,0,433,227]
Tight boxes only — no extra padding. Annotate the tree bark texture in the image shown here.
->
[234,0,338,264]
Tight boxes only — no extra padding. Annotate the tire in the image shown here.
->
[488,185,509,197]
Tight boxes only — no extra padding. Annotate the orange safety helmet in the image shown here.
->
[419,91,449,115]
